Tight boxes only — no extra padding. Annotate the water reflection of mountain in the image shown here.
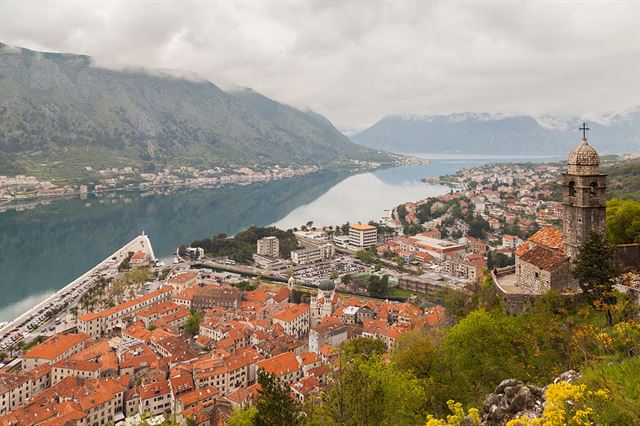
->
[0,171,350,320]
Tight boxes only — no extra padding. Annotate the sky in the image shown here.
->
[0,0,638,132]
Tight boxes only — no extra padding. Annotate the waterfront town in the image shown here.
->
[1,142,639,426]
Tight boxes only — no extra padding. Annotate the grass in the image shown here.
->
[385,287,416,298]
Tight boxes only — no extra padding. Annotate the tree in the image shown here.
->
[254,370,301,426]
[185,311,203,336]
[368,274,389,297]
[226,406,256,426]
[572,232,621,325]
[313,355,427,425]
[392,328,438,379]
[355,250,374,264]
[436,310,523,405]
[606,198,640,244]
[340,337,386,360]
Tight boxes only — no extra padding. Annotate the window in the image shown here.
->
[534,272,539,279]
[568,181,576,197]
[589,181,598,198]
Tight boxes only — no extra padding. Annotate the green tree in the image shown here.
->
[185,311,203,336]
[313,355,427,425]
[254,370,301,426]
[436,310,523,405]
[392,327,438,379]
[355,250,374,264]
[606,198,640,244]
[368,274,389,297]
[340,337,386,360]
[572,232,621,325]
[226,406,257,426]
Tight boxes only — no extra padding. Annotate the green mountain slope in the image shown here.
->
[0,43,392,174]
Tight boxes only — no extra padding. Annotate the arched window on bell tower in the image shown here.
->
[568,181,576,197]
[589,181,597,198]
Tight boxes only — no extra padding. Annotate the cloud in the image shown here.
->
[0,0,638,131]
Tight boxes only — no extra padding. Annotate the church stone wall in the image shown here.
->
[616,244,640,272]
[549,262,576,292]
[516,261,551,294]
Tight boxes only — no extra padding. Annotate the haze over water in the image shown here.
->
[0,155,555,321]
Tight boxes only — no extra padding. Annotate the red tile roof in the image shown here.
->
[23,333,88,361]
[527,226,564,252]
[273,304,309,323]
[257,352,300,377]
[519,245,568,271]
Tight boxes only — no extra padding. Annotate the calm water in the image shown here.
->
[0,155,555,321]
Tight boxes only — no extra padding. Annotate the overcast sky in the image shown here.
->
[1,0,638,132]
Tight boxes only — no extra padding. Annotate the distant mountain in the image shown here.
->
[0,43,392,176]
[351,111,640,155]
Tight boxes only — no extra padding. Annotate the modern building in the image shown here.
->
[290,243,334,264]
[349,224,378,248]
[256,236,280,258]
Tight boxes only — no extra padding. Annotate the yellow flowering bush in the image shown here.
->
[425,400,480,426]
[572,319,640,360]
[505,381,608,426]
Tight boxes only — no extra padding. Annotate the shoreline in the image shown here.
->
[0,234,155,342]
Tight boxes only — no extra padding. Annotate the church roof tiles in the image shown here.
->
[519,245,568,271]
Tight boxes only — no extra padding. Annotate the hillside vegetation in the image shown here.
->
[229,284,640,425]
[603,158,640,200]
[0,43,392,176]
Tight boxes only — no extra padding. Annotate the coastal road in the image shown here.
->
[0,234,155,352]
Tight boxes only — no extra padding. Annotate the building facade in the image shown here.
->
[256,236,280,258]
[349,224,378,248]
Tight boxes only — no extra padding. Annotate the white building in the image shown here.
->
[333,235,350,248]
[349,224,378,248]
[257,236,280,257]
[290,243,334,264]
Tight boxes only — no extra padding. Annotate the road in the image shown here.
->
[0,234,155,353]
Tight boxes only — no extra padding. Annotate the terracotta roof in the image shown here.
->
[138,380,171,400]
[23,333,88,361]
[53,358,99,372]
[350,224,376,231]
[130,251,148,261]
[78,286,172,321]
[514,241,531,257]
[527,226,564,252]
[318,344,337,357]
[169,271,198,283]
[137,300,180,318]
[179,385,219,408]
[272,288,290,303]
[519,245,568,271]
[291,376,321,396]
[257,351,300,377]
[273,304,309,323]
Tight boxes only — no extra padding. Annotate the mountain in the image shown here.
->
[0,43,392,176]
[351,111,640,155]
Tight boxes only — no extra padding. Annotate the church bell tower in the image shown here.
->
[562,123,607,260]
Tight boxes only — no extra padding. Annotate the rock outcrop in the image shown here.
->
[480,370,581,426]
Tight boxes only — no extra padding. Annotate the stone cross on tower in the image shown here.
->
[579,123,589,140]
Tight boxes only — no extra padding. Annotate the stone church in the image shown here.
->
[494,131,608,312]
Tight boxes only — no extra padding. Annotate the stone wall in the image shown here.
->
[516,260,550,294]
[616,244,640,272]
